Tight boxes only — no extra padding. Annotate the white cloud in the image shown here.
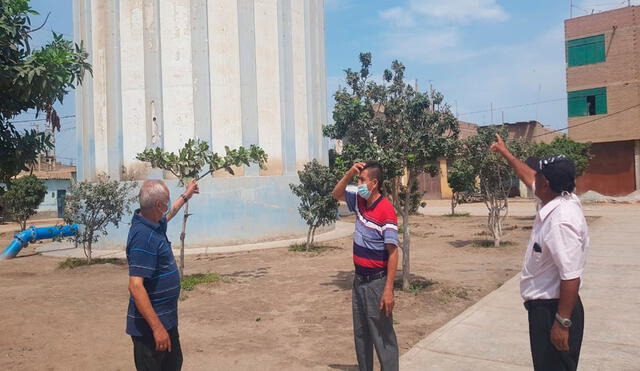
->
[381,28,478,64]
[380,0,509,27]
[379,7,416,28]
[449,25,568,128]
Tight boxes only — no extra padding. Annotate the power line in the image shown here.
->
[533,103,640,138]
[459,98,567,116]
[9,115,76,124]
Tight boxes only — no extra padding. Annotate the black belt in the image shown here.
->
[523,298,559,311]
[355,271,387,283]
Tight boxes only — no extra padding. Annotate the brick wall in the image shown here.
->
[565,6,640,143]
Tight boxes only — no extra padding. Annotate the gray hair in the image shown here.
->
[139,180,169,209]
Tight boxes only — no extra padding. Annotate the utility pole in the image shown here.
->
[490,102,494,125]
[570,0,573,18]
[501,111,505,124]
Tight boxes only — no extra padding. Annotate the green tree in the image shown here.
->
[447,158,476,215]
[137,139,268,276]
[2,174,46,230]
[0,0,91,187]
[459,127,530,247]
[532,136,592,177]
[289,160,340,251]
[64,176,137,263]
[324,53,459,290]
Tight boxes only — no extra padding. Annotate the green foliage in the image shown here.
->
[454,127,518,247]
[58,257,123,269]
[447,157,477,214]
[136,139,268,185]
[324,52,459,290]
[0,0,91,186]
[324,53,459,211]
[181,273,224,291]
[1,174,46,230]
[289,160,339,251]
[443,212,470,217]
[64,176,137,262]
[531,136,592,177]
[0,125,52,187]
[406,279,435,295]
[137,139,267,276]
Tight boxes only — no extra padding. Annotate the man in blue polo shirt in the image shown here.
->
[126,179,198,371]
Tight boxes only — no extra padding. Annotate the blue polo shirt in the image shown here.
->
[125,210,180,338]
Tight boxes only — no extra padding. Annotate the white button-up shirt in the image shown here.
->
[520,192,589,301]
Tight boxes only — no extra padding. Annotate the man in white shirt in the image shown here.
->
[491,134,589,371]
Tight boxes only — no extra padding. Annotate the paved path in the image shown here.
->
[401,202,640,370]
[37,221,354,259]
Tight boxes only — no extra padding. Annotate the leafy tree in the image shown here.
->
[2,174,46,230]
[137,139,268,276]
[324,53,459,290]
[64,176,137,263]
[289,160,340,251]
[447,158,476,215]
[0,0,91,187]
[459,127,531,247]
[532,136,592,177]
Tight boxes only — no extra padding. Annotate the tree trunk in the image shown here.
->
[451,194,456,215]
[179,201,189,277]
[401,211,411,291]
[305,226,313,252]
[87,239,93,264]
[401,171,415,291]
[310,225,317,247]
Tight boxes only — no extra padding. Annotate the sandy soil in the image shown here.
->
[0,214,536,370]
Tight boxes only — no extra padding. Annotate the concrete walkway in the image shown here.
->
[401,202,640,370]
[36,220,354,259]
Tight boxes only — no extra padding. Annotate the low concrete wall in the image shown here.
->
[94,175,310,249]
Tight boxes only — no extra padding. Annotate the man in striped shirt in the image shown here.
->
[333,161,400,371]
[126,179,198,371]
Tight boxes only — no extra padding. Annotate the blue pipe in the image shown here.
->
[1,224,79,260]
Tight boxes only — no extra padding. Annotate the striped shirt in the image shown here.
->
[345,190,399,276]
[125,210,180,338]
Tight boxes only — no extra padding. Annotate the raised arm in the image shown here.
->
[166,179,199,222]
[332,162,365,201]
[490,134,535,189]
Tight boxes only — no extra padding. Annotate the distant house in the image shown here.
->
[418,120,561,200]
[502,121,562,144]
[565,5,640,196]
[15,164,76,218]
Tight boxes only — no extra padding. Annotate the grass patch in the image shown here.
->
[442,212,470,217]
[406,279,435,295]
[496,281,504,288]
[439,286,470,302]
[472,240,515,248]
[288,243,333,253]
[181,273,224,291]
[58,257,122,269]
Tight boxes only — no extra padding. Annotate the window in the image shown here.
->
[567,34,605,67]
[52,192,55,198]
[568,87,607,117]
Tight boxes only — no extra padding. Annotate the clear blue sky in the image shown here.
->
[15,0,639,165]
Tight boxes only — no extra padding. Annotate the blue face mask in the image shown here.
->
[357,184,371,199]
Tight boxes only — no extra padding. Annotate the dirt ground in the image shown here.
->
[0,213,537,370]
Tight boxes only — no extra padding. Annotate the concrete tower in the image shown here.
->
[73,0,328,247]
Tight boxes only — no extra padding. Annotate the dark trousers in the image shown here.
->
[526,297,584,371]
[131,327,183,371]
[352,275,399,371]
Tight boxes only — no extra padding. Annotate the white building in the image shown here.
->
[73,0,328,247]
